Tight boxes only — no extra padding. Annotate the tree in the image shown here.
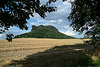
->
[0,0,59,34]
[1,0,99,45]
[68,0,100,48]
[0,0,62,41]
[0,0,68,41]
[6,34,14,42]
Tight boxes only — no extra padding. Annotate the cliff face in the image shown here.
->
[31,25,37,31]
[31,25,58,31]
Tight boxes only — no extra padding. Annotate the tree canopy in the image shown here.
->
[68,0,100,38]
[68,0,100,48]
[0,0,59,34]
[0,0,100,45]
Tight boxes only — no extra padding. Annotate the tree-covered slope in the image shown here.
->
[14,29,76,39]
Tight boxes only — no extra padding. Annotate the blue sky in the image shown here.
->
[0,0,85,39]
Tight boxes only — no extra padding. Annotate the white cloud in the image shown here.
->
[0,0,84,39]
[0,34,2,36]
[30,0,71,21]
[44,1,71,20]
[64,26,70,28]
[0,34,6,39]
[43,23,56,27]
[30,13,43,20]
[48,20,57,22]
[29,0,72,31]
[58,19,63,22]
[37,20,45,22]
[63,1,72,6]
[60,31,76,36]
[88,26,92,29]
[29,22,40,26]
[64,26,73,31]
[37,20,57,23]
[0,34,4,37]
[6,27,29,36]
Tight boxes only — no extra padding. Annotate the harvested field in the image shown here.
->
[0,38,99,67]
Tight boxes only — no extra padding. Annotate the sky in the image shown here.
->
[0,0,85,39]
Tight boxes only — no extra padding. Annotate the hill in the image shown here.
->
[31,25,58,31]
[14,25,76,39]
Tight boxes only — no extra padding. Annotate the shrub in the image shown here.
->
[76,57,96,67]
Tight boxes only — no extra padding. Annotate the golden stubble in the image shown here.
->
[0,38,89,65]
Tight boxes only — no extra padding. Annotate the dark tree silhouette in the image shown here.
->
[6,34,14,42]
[0,0,99,44]
[0,0,62,41]
[0,0,60,34]
[68,0,100,48]
[0,0,68,41]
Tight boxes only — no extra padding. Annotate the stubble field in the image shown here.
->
[0,38,97,67]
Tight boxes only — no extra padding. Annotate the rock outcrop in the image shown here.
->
[15,25,76,39]
[31,25,58,31]
[31,25,38,31]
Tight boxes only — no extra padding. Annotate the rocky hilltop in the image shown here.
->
[31,25,58,31]
[14,25,76,39]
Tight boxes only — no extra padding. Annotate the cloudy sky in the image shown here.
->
[0,0,85,39]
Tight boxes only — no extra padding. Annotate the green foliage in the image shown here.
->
[68,0,100,34]
[0,0,57,33]
[14,29,76,39]
[90,37,100,49]
[76,57,96,67]
[97,58,100,67]
[68,0,100,48]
